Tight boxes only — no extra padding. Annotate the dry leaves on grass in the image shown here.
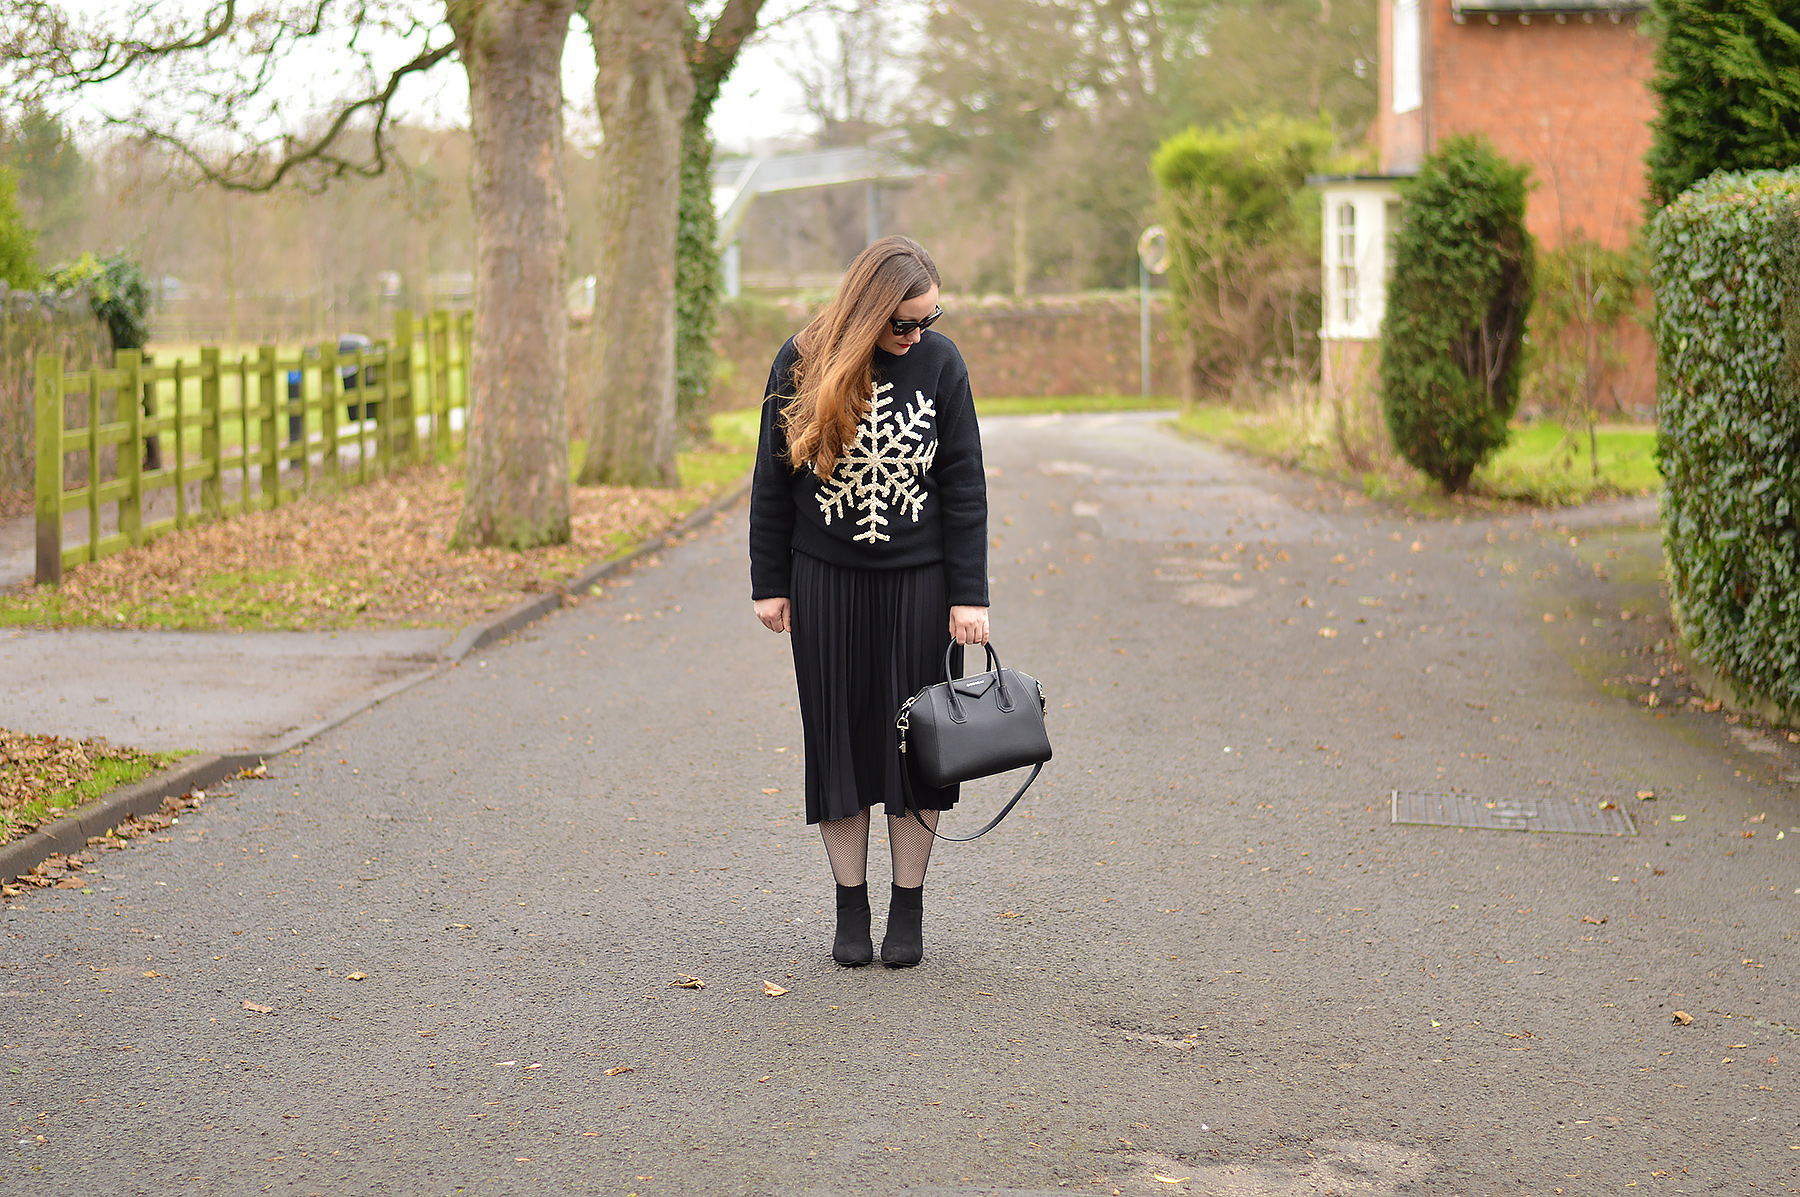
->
[0,729,162,840]
[5,463,724,631]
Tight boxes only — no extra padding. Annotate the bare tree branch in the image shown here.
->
[0,1,459,192]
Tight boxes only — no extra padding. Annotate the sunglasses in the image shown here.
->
[889,306,943,336]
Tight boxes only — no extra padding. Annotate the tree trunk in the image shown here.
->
[446,0,574,549]
[579,0,693,487]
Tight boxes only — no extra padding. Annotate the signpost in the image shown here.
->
[1137,225,1170,399]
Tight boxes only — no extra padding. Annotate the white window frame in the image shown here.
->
[1393,0,1422,115]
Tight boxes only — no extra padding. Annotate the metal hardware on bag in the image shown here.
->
[895,695,915,752]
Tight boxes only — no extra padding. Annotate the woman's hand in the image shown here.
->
[949,604,990,645]
[754,597,791,633]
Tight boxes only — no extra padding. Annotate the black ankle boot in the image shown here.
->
[833,882,873,966]
[881,883,924,967]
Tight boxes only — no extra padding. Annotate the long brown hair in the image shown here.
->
[779,235,940,479]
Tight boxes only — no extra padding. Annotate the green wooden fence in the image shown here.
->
[34,309,473,585]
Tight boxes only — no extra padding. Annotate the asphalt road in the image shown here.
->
[4,412,1797,1196]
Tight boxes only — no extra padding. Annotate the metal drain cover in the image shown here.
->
[1391,790,1636,836]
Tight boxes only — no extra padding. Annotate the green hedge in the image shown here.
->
[1651,168,1800,713]
[1380,134,1534,493]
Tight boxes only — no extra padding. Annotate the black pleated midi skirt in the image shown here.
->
[789,550,963,824]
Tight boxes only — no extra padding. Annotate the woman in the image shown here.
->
[748,235,989,969]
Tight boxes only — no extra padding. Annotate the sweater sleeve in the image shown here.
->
[933,363,989,607]
[748,347,799,600]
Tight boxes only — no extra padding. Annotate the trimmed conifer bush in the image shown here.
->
[1651,169,1800,714]
[1379,134,1534,493]
[1645,0,1800,210]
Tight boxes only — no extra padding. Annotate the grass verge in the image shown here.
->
[0,730,180,846]
[2,430,754,632]
[1173,403,1658,511]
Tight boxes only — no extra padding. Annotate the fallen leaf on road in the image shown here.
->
[1598,801,1619,811]
[1505,1031,1536,1040]
[1752,813,1768,823]
[242,1000,273,1014]
[761,787,780,795]
[346,972,368,980]
[670,975,706,989]
[1637,790,1655,801]
[142,971,161,978]
[1152,1176,1191,1184]
[1672,1011,1694,1026]
[757,1075,771,1083]
[764,981,788,996]
[523,1063,541,1070]
[1317,627,1339,638]
[1669,814,1687,822]
[1581,915,1607,925]
[496,1061,515,1067]
[999,911,1020,919]
[604,1066,634,1076]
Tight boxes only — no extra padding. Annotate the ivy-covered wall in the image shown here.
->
[1651,169,1800,716]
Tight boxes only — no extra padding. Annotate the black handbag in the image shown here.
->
[895,639,1051,841]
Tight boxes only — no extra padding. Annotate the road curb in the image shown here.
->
[440,472,752,664]
[0,751,265,886]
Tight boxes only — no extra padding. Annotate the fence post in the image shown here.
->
[34,355,64,586]
[320,339,341,479]
[425,310,444,457]
[171,359,187,528]
[119,349,144,546]
[200,347,223,517]
[392,308,415,465]
[458,310,474,452]
[257,345,279,510]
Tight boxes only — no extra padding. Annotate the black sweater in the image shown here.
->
[748,330,989,606]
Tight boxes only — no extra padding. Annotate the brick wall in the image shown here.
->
[1425,4,1656,251]
[707,293,1182,412]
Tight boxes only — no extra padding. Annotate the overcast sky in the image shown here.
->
[53,3,922,160]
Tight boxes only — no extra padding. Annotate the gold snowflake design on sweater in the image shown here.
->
[814,382,938,543]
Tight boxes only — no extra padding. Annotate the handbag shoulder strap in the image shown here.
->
[899,753,1041,843]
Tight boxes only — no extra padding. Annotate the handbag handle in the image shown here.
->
[941,639,1014,723]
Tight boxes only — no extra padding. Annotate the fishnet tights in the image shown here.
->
[818,807,939,888]
[819,808,870,886]
[886,809,938,887]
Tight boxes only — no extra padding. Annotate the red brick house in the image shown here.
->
[1320,0,1656,408]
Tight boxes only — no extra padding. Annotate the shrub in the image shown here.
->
[1380,134,1534,493]
[46,252,151,351]
[1152,115,1338,400]
[0,166,37,288]
[1523,234,1645,475]
[1650,168,1800,713]
[1645,0,1800,210]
